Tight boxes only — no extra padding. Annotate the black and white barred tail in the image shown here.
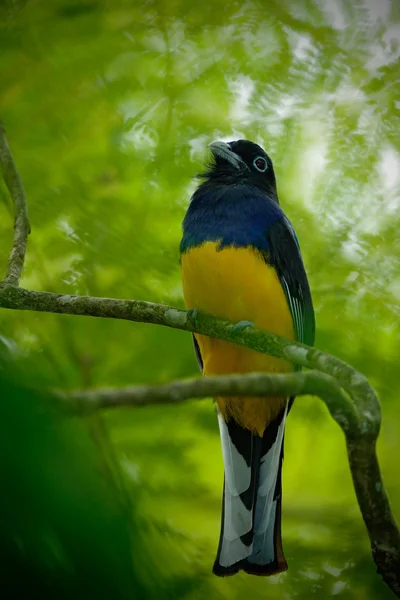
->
[213,405,288,577]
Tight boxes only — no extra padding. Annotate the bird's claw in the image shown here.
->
[232,320,254,336]
[187,308,200,326]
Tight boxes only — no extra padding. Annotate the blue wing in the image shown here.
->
[267,217,315,347]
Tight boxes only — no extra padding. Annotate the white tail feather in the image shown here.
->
[250,501,277,565]
[219,537,252,567]
[247,405,287,564]
[217,411,251,495]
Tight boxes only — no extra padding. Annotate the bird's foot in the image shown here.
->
[231,320,254,337]
[187,308,200,326]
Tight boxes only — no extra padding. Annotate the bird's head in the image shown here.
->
[200,139,277,198]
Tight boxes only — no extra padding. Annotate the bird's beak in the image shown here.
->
[208,141,247,170]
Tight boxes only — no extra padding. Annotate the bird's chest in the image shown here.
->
[181,241,293,335]
[181,242,295,434]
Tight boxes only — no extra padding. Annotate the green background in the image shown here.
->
[1,0,400,598]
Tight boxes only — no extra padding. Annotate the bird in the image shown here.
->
[180,139,315,577]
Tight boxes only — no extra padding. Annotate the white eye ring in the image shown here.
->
[253,156,268,172]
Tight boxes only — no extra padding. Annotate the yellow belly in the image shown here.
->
[181,242,295,436]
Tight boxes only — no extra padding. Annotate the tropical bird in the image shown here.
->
[180,139,315,577]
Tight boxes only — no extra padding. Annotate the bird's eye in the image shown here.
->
[253,156,268,172]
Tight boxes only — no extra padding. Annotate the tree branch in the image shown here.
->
[0,283,382,445]
[0,121,30,286]
[60,369,353,424]
[59,369,399,595]
[347,438,400,596]
[0,284,380,433]
[1,122,399,597]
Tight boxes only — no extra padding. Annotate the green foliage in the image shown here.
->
[1,0,400,597]
[0,368,141,599]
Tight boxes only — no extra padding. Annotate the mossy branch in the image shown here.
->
[58,369,351,421]
[0,121,399,597]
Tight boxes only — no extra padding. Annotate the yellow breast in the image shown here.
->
[181,242,295,435]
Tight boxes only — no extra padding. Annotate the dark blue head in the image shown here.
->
[180,140,285,254]
[200,139,278,199]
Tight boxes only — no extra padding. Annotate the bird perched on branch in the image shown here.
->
[180,139,315,576]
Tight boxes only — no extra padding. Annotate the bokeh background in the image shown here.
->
[1,0,400,598]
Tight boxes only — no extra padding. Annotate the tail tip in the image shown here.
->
[212,561,240,578]
[242,558,288,577]
[212,559,288,578]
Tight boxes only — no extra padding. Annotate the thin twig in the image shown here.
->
[0,121,30,286]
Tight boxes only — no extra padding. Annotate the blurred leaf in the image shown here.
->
[0,370,143,599]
